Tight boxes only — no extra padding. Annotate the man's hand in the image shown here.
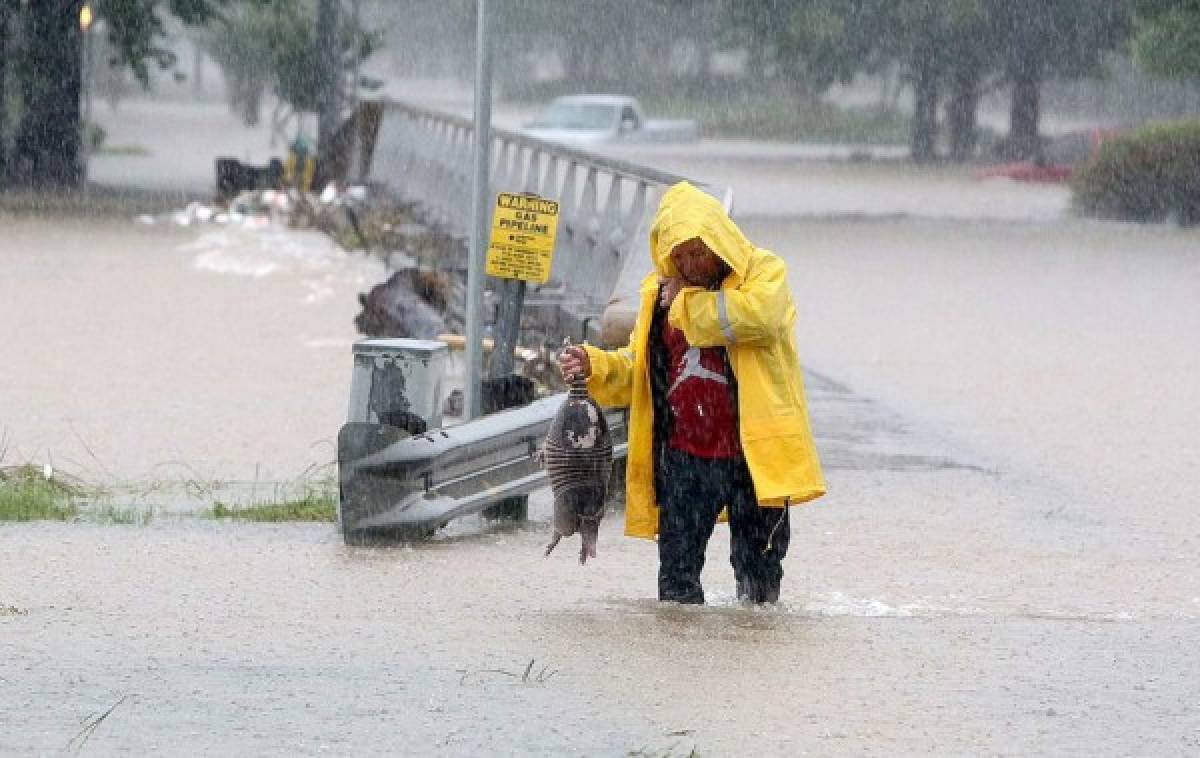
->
[659,276,686,310]
[558,345,592,381]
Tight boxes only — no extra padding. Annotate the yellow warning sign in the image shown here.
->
[486,192,560,284]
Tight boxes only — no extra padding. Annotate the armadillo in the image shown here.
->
[542,369,613,564]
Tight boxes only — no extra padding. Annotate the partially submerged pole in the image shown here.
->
[465,0,492,420]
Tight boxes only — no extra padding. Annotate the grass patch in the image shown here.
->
[0,465,81,522]
[208,492,337,522]
[642,91,911,144]
[94,144,151,157]
[1,443,337,524]
[88,504,154,526]
[0,463,155,525]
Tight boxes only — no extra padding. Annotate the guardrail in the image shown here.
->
[366,98,733,323]
[338,395,628,543]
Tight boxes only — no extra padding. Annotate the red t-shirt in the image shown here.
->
[662,319,741,458]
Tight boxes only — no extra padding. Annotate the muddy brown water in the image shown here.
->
[4,151,1200,754]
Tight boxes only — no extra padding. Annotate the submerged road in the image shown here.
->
[4,98,1200,755]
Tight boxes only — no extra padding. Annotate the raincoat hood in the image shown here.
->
[650,182,752,280]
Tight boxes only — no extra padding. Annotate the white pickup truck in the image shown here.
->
[521,95,699,146]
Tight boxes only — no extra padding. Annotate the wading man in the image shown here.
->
[559,181,825,604]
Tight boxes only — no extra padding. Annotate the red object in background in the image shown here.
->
[976,127,1119,184]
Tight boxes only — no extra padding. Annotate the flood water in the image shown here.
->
[4,102,1200,754]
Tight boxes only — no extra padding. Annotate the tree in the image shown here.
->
[724,0,880,100]
[198,0,379,138]
[491,1,678,92]
[722,0,1130,163]
[723,1,991,162]
[987,0,1130,161]
[0,2,11,186]
[891,0,1127,162]
[2,0,227,189]
[1132,0,1200,79]
[874,1,991,162]
[198,4,276,124]
[10,0,88,188]
[941,4,993,160]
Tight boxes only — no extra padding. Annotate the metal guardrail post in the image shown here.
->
[465,0,492,421]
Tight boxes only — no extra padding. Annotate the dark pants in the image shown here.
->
[655,447,790,604]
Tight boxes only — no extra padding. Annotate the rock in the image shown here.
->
[354,270,447,339]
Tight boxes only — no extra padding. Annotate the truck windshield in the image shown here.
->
[529,102,616,130]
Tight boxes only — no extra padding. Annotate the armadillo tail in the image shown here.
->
[544,532,563,558]
[579,521,599,565]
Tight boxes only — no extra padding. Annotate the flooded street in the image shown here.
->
[0,215,379,487]
[4,101,1200,753]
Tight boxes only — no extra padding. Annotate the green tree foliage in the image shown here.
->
[0,3,12,185]
[724,0,1130,161]
[874,0,991,161]
[724,0,882,97]
[723,0,990,160]
[486,0,732,97]
[1133,0,1200,79]
[1072,120,1200,224]
[2,0,228,189]
[986,0,1130,159]
[491,1,676,91]
[98,0,228,84]
[200,0,378,125]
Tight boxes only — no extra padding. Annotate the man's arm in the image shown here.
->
[667,253,791,347]
[581,342,636,408]
[556,303,647,409]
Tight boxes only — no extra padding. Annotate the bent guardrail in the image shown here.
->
[338,394,628,543]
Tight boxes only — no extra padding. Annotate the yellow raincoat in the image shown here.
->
[584,181,826,539]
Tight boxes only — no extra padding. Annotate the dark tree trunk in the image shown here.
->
[947,66,981,162]
[1008,60,1043,162]
[911,56,939,163]
[747,45,767,81]
[13,0,85,189]
[0,3,9,187]
[316,0,341,163]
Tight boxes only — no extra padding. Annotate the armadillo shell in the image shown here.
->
[547,405,611,447]
[542,439,612,505]
[543,394,612,502]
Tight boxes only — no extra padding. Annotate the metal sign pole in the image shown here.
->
[465,0,492,420]
[488,279,525,378]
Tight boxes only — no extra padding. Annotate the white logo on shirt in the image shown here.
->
[667,347,728,397]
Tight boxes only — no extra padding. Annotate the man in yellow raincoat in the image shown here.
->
[559,181,825,604]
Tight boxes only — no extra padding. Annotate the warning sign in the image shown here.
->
[486,192,560,284]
